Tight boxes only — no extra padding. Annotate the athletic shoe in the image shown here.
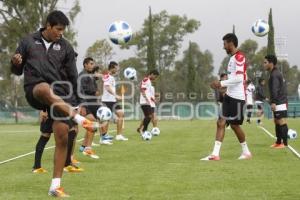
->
[48,187,70,198]
[64,165,84,173]
[71,158,80,165]
[32,167,47,173]
[115,134,128,141]
[246,119,251,124]
[200,155,220,161]
[82,119,98,132]
[238,153,252,160]
[101,134,114,140]
[99,139,113,145]
[270,143,285,149]
[82,149,99,159]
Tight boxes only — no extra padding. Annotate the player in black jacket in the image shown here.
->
[263,55,289,148]
[10,11,94,197]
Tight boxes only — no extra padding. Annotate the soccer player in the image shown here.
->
[11,11,94,197]
[246,80,255,123]
[202,33,252,160]
[32,110,83,173]
[138,70,160,137]
[78,57,100,158]
[263,55,289,148]
[255,78,268,125]
[101,61,128,143]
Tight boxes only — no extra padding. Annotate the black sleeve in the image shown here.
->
[64,44,83,105]
[11,39,27,75]
[270,75,280,104]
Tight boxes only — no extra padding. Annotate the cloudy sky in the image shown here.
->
[65,0,300,73]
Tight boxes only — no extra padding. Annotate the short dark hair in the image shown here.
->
[83,57,94,66]
[259,78,265,84]
[220,73,227,79]
[149,69,159,76]
[265,55,277,65]
[108,61,118,70]
[246,80,252,85]
[46,10,69,27]
[222,33,238,47]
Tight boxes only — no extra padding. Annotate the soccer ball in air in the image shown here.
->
[251,19,269,37]
[123,67,137,80]
[151,127,160,136]
[108,20,132,45]
[288,129,297,139]
[142,131,152,141]
[96,107,112,122]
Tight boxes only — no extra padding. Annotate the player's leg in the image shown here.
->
[272,110,288,148]
[33,133,50,173]
[48,120,69,197]
[81,113,99,159]
[115,108,128,141]
[64,125,84,172]
[256,103,264,125]
[31,82,95,131]
[141,105,152,134]
[33,117,53,173]
[246,105,253,123]
[99,102,114,145]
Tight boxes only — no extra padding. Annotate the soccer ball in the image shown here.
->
[123,67,137,80]
[96,107,112,122]
[151,127,160,136]
[108,20,132,45]
[142,131,152,141]
[251,19,269,37]
[288,129,298,139]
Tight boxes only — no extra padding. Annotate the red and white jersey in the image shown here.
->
[140,76,155,107]
[221,51,247,100]
[246,83,255,105]
[101,73,116,102]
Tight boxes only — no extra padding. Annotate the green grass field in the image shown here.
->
[0,119,300,200]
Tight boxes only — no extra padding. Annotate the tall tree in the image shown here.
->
[146,6,156,72]
[186,41,196,96]
[267,8,276,56]
[85,39,114,67]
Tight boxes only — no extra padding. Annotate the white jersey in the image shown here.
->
[220,51,247,100]
[140,77,155,107]
[246,83,255,105]
[101,73,116,102]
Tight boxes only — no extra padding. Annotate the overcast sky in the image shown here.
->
[65,0,300,74]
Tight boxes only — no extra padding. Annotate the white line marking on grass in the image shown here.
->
[0,130,116,165]
[258,126,300,159]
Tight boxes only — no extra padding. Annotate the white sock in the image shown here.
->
[212,141,222,156]
[49,178,61,191]
[73,114,85,125]
[240,142,251,155]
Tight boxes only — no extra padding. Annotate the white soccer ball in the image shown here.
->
[123,67,137,80]
[108,20,132,45]
[288,129,298,139]
[96,107,112,122]
[151,127,160,136]
[251,19,269,37]
[142,131,152,141]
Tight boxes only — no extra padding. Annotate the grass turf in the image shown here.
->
[0,119,300,200]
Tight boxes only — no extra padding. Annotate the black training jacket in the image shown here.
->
[268,67,287,105]
[11,28,81,104]
[78,69,98,102]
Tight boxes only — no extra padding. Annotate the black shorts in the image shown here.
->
[40,118,53,133]
[102,102,121,113]
[141,105,155,117]
[246,105,253,110]
[273,110,287,119]
[86,104,101,118]
[256,103,264,110]
[221,94,245,125]
[25,84,75,128]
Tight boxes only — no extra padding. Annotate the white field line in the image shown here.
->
[0,130,116,165]
[258,126,300,159]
